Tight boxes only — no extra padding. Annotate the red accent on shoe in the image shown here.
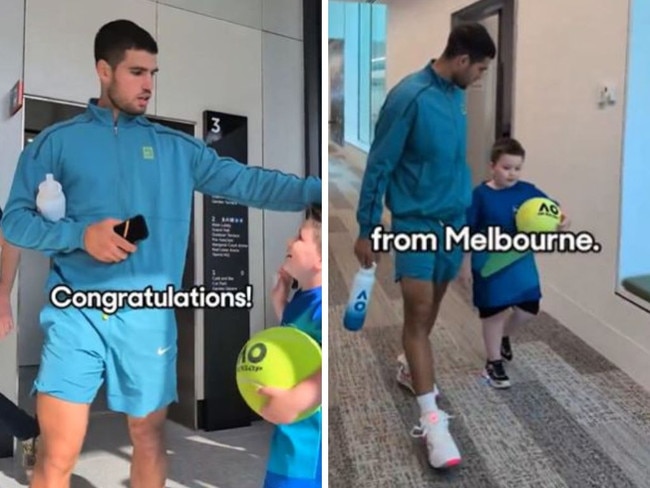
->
[426,412,439,423]
[444,458,461,467]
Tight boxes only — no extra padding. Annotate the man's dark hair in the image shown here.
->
[490,137,526,163]
[442,23,496,63]
[94,20,158,68]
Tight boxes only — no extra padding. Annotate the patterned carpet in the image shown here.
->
[327,154,650,488]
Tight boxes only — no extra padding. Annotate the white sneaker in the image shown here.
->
[411,410,462,469]
[396,353,440,398]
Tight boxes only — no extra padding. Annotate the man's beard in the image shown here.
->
[107,85,145,115]
[451,74,468,90]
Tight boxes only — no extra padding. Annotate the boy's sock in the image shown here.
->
[416,392,438,415]
[501,336,513,361]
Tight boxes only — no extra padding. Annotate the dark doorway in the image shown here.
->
[329,39,345,147]
[452,0,515,185]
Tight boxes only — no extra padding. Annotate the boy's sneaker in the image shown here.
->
[501,336,513,361]
[411,410,462,469]
[396,353,439,398]
[22,436,38,473]
[396,353,415,393]
[483,360,511,389]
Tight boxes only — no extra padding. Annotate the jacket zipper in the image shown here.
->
[114,121,125,217]
[114,120,133,280]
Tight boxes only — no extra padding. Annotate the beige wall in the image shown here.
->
[0,0,25,426]
[385,0,475,89]
[385,0,650,390]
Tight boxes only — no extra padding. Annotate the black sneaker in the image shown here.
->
[484,360,511,389]
[501,336,513,362]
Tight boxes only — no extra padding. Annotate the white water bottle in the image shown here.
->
[36,173,66,221]
[343,263,377,331]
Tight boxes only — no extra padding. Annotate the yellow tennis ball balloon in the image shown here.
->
[515,197,562,233]
[236,326,322,423]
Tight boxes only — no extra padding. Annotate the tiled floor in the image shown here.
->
[0,367,273,487]
[0,413,272,488]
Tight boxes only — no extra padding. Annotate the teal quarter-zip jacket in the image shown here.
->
[1,99,321,296]
[356,61,471,237]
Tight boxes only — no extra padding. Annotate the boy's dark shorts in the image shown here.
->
[478,300,540,319]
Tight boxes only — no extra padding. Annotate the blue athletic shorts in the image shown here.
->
[34,304,178,417]
[392,216,465,283]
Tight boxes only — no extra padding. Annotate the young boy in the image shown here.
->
[258,205,322,488]
[462,138,569,388]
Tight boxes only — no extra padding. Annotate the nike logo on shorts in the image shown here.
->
[157,346,172,355]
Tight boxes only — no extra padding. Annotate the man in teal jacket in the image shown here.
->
[354,23,495,469]
[1,19,320,488]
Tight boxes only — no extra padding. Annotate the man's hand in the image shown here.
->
[0,293,14,340]
[354,238,378,269]
[83,219,137,263]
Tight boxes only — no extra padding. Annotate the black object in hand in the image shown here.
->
[114,215,149,243]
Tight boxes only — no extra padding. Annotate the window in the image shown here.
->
[617,0,650,312]
[370,3,387,141]
[329,1,387,151]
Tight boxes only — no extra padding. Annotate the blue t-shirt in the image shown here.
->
[265,286,322,487]
[466,181,549,309]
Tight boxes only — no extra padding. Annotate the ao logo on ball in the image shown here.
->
[238,342,267,370]
[537,201,560,217]
[237,342,267,374]
[516,197,562,233]
[235,326,323,423]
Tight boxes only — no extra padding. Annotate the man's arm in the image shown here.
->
[0,231,20,339]
[0,232,20,295]
[192,144,321,211]
[356,95,418,238]
[1,137,87,254]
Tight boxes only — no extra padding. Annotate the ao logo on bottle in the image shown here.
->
[353,290,369,312]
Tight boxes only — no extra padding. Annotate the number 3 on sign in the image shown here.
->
[211,117,221,134]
